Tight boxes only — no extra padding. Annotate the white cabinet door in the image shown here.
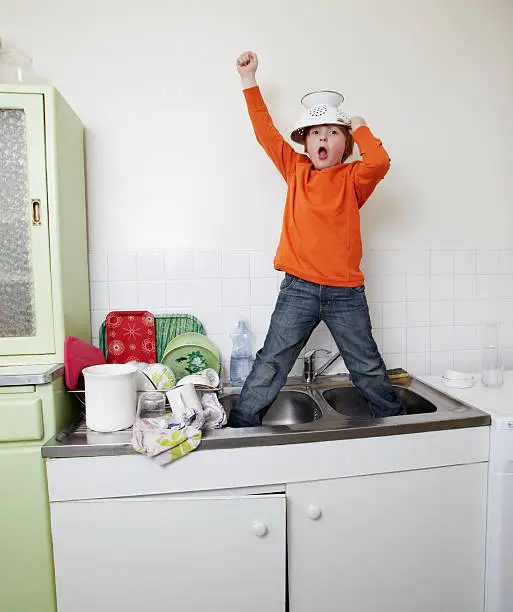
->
[51,494,286,612]
[288,463,487,612]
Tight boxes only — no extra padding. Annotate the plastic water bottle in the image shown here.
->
[230,320,253,387]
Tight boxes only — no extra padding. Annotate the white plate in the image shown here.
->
[442,376,474,388]
[174,368,220,389]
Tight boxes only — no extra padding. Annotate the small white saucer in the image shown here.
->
[442,375,475,388]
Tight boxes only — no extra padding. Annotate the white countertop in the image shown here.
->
[419,373,513,427]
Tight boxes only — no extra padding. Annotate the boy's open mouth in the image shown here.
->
[318,146,328,160]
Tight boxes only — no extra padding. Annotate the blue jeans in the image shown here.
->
[228,274,404,427]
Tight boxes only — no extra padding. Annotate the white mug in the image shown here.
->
[166,383,202,425]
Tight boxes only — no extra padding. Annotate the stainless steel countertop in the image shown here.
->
[0,363,64,386]
[42,375,491,459]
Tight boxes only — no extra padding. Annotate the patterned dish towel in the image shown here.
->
[131,417,202,466]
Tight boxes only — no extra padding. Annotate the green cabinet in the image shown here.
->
[0,86,90,364]
[0,374,77,612]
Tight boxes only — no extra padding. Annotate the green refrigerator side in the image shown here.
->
[0,377,78,612]
[47,88,91,353]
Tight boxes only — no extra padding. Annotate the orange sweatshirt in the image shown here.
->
[244,86,391,287]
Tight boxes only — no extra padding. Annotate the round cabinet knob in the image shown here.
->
[307,505,322,520]
[252,523,268,537]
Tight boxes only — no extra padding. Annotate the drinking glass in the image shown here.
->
[136,391,166,421]
[480,324,503,388]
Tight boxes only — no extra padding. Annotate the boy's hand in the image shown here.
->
[350,116,367,132]
[237,51,258,89]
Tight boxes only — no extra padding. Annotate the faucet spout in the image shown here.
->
[313,351,341,378]
[303,348,341,384]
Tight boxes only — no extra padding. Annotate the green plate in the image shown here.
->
[161,344,220,381]
[162,332,219,360]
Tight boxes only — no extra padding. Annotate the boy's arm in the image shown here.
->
[350,117,391,207]
[236,51,297,179]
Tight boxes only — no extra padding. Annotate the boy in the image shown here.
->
[229,51,404,428]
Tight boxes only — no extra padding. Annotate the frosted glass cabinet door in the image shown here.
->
[0,93,54,356]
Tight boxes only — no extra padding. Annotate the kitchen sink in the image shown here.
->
[321,385,437,418]
[43,374,491,457]
[219,389,322,426]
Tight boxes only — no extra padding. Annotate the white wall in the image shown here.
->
[2,0,513,376]
[3,0,512,252]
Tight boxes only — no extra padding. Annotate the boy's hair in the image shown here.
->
[305,124,354,163]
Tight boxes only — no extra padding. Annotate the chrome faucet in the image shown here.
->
[303,349,341,384]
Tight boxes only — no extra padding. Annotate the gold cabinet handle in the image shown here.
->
[32,199,41,226]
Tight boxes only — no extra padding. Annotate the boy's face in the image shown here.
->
[305,124,347,170]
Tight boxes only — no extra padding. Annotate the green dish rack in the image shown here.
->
[99,313,205,363]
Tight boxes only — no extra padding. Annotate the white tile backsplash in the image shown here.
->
[406,275,429,301]
[137,253,165,281]
[222,307,251,331]
[499,251,513,274]
[500,301,513,324]
[430,301,454,326]
[166,280,194,308]
[405,250,430,275]
[431,326,454,352]
[477,250,500,274]
[500,276,513,300]
[250,277,278,306]
[430,275,454,301]
[453,325,479,350]
[383,328,406,354]
[137,281,166,310]
[88,252,109,282]
[165,250,194,279]
[222,251,250,278]
[475,275,501,300]
[108,252,137,281]
[454,300,479,325]
[194,308,225,335]
[431,250,454,275]
[382,302,406,328]
[222,278,250,306]
[381,275,406,302]
[193,250,221,278]
[250,305,274,333]
[431,351,454,374]
[90,281,109,310]
[250,251,276,278]
[407,302,430,327]
[368,302,383,329]
[383,353,404,369]
[109,281,137,309]
[193,279,222,307]
[91,309,108,340]
[407,327,430,353]
[454,250,476,274]
[304,329,333,353]
[406,352,429,375]
[89,248,513,378]
[454,275,475,300]
[453,349,480,372]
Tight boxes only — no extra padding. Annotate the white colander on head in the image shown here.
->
[290,90,351,144]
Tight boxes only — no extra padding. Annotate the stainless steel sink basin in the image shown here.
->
[219,390,322,426]
[321,385,437,418]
